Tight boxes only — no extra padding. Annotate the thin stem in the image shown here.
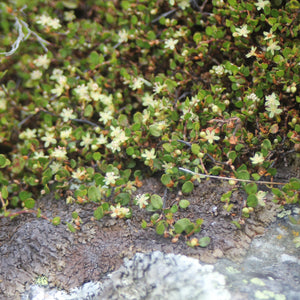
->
[179,167,286,185]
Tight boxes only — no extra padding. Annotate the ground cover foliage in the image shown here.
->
[0,0,299,246]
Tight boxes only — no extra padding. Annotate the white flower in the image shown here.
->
[60,108,76,122]
[247,93,259,102]
[212,65,225,76]
[41,132,57,147]
[56,75,68,87]
[153,82,166,94]
[110,203,129,218]
[48,17,61,29]
[266,103,282,118]
[74,84,89,99]
[164,38,178,50]
[178,0,190,10]
[142,93,155,106]
[50,69,64,80]
[135,194,149,209]
[19,128,37,140]
[99,110,113,124]
[233,25,250,38]
[60,128,72,139]
[90,90,102,101]
[51,84,64,97]
[246,46,257,58]
[104,172,119,185]
[174,28,186,38]
[118,29,129,43]
[50,162,62,174]
[36,15,61,29]
[257,190,267,206]
[80,133,93,147]
[107,140,121,152]
[64,11,76,22]
[204,129,220,144]
[72,168,86,181]
[131,77,144,90]
[263,29,275,40]
[96,134,108,145]
[265,92,279,106]
[255,0,270,11]
[99,94,113,106]
[142,148,156,161]
[266,40,280,55]
[50,147,67,160]
[0,98,7,111]
[110,126,123,137]
[250,152,264,165]
[33,54,51,69]
[30,70,43,80]
[33,151,48,159]
[36,15,51,26]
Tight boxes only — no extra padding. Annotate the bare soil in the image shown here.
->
[0,152,299,299]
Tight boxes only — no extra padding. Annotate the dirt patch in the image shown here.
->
[0,181,278,298]
[0,153,298,299]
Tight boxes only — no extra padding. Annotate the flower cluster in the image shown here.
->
[265,93,282,118]
[36,14,62,30]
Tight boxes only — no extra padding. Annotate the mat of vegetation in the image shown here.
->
[0,0,299,297]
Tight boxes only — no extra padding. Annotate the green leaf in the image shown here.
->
[88,186,101,202]
[24,198,35,209]
[231,220,241,229]
[151,194,163,210]
[19,191,32,201]
[272,188,283,197]
[236,170,250,180]
[174,218,194,234]
[67,222,76,233]
[252,173,261,181]
[288,178,300,190]
[0,154,10,168]
[72,211,78,219]
[141,219,147,229]
[156,221,165,235]
[245,183,258,195]
[84,104,93,117]
[88,51,100,67]
[115,192,131,205]
[150,213,160,224]
[126,147,135,156]
[247,194,258,207]
[182,181,194,194]
[11,157,25,174]
[92,152,101,160]
[170,204,178,213]
[191,144,200,155]
[228,0,237,6]
[179,199,190,209]
[94,206,104,220]
[199,236,211,247]
[221,190,232,202]
[161,174,172,186]
[52,216,61,226]
[262,139,272,150]
[1,186,8,199]
[227,151,237,162]
[133,112,143,123]
[62,0,79,9]
[162,143,174,153]
[149,124,162,137]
